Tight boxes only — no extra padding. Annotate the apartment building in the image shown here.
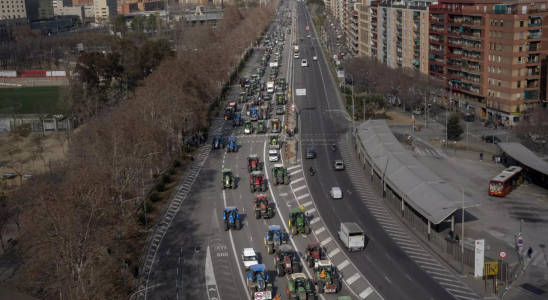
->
[0,0,27,19]
[54,1,85,21]
[94,0,116,23]
[357,1,372,57]
[428,0,547,124]
[26,0,55,20]
[347,3,359,55]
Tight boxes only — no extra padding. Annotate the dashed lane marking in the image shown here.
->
[337,260,350,270]
[329,248,340,258]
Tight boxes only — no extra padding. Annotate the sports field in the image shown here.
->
[0,87,66,115]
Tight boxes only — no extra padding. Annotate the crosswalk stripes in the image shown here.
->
[512,248,547,269]
[414,147,447,157]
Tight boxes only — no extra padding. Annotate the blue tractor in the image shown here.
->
[226,138,238,153]
[234,112,243,126]
[212,134,224,150]
[249,107,259,121]
[247,264,272,298]
[222,207,241,231]
[264,225,284,254]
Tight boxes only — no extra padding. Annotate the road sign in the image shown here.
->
[484,261,499,275]
[350,105,354,109]
[499,251,507,259]
[518,235,523,246]
[296,89,306,96]
[254,291,272,300]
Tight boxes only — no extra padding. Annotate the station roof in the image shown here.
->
[357,120,478,225]
[498,143,548,175]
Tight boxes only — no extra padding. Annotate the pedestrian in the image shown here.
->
[497,156,501,165]
[480,151,483,161]
[528,247,533,258]
[455,234,460,242]
[190,154,194,162]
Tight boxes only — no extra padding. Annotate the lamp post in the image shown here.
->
[347,73,355,133]
[441,181,465,275]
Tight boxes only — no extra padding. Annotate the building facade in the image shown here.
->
[428,0,548,124]
[26,0,55,20]
[0,0,27,19]
[0,17,27,43]
[94,0,117,22]
[348,3,359,55]
[357,1,372,57]
[54,1,86,21]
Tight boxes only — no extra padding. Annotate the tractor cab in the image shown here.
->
[239,77,248,87]
[289,207,310,236]
[247,264,271,295]
[272,164,289,185]
[245,85,252,96]
[276,244,296,262]
[251,74,260,82]
[226,138,238,153]
[305,241,325,268]
[314,260,339,294]
[250,171,266,192]
[257,120,266,134]
[239,91,246,103]
[265,225,283,246]
[221,169,234,190]
[257,67,265,77]
[222,206,240,230]
[234,112,242,126]
[317,260,333,274]
[254,194,273,219]
[277,93,285,105]
[275,244,299,276]
[278,77,286,90]
[271,118,281,133]
[212,135,224,150]
[247,154,261,172]
[244,120,253,134]
[269,135,280,149]
[287,273,314,300]
[260,104,270,119]
[249,108,259,121]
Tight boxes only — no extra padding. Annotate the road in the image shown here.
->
[138,1,483,300]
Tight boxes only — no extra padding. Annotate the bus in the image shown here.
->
[489,166,524,197]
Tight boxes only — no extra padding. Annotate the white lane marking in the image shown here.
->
[302,201,313,207]
[388,232,409,238]
[447,289,478,296]
[405,250,429,256]
[329,248,341,258]
[321,237,332,245]
[337,260,350,270]
[439,282,471,290]
[309,217,321,225]
[293,185,307,192]
[384,276,392,284]
[400,245,424,251]
[290,169,303,175]
[346,273,361,285]
[287,165,301,171]
[359,287,374,299]
[396,241,419,247]
[417,261,442,267]
[205,246,221,300]
[306,207,316,214]
[427,270,455,277]
[297,193,310,200]
[410,255,436,262]
[315,227,326,234]
[434,276,460,283]
[290,177,304,184]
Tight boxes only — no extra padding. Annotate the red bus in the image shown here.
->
[489,166,524,197]
[306,26,310,31]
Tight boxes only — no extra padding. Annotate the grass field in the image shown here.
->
[0,87,66,115]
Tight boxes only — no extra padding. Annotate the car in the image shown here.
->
[330,187,343,199]
[301,59,308,67]
[412,108,422,115]
[464,114,475,122]
[337,56,341,60]
[294,53,300,59]
[333,54,337,59]
[300,38,303,42]
[306,147,316,159]
[484,136,501,144]
[263,94,272,102]
[310,46,314,50]
[307,34,311,38]
[22,174,33,180]
[2,173,16,179]
[313,56,318,61]
[334,160,345,170]
[269,150,280,162]
[276,106,285,115]
[242,248,259,270]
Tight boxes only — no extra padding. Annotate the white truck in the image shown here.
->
[337,222,365,251]
[294,45,299,53]
[267,81,275,94]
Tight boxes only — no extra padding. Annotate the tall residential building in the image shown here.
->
[348,3,359,55]
[0,0,27,19]
[26,0,55,20]
[73,0,92,5]
[428,0,547,124]
[54,0,85,21]
[94,0,116,23]
[357,1,372,57]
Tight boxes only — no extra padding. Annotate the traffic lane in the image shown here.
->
[300,147,456,299]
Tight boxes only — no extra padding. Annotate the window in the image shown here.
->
[520,20,524,27]
[522,5,527,14]
[519,45,522,52]
[518,69,521,76]
[498,67,502,74]
[518,56,522,64]
[498,80,501,86]
[488,78,491,84]
[517,93,521,100]
[488,66,491,72]
[490,19,494,26]
[497,91,501,97]
[499,31,503,38]
[498,55,502,62]
[501,20,504,27]
[499,44,503,51]
[542,4,546,10]
[520,32,523,39]
[517,81,521,88]
[494,20,498,26]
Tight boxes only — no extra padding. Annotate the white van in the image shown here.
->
[301,59,308,67]
[338,222,365,251]
[267,81,275,94]
[330,187,342,199]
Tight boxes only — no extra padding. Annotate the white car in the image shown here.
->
[242,248,259,270]
[269,150,279,162]
[308,34,311,38]
[330,187,342,199]
[412,108,422,115]
[301,59,308,67]
[313,56,318,61]
[294,53,300,59]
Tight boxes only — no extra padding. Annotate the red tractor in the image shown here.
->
[254,194,273,219]
[250,171,267,192]
[247,154,261,173]
[305,242,327,268]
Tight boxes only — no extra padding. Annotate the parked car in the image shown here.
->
[484,136,501,144]
[412,108,422,115]
[2,173,16,179]
[464,114,475,122]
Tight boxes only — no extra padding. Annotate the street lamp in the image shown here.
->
[441,181,465,275]
[347,73,355,133]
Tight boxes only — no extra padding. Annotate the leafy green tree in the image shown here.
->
[146,14,157,33]
[131,15,146,32]
[113,14,126,35]
[447,113,463,140]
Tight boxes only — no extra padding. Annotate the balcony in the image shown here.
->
[430,66,445,74]
[524,90,539,100]
[430,35,444,43]
[527,57,540,64]
[527,67,540,76]
[462,40,482,49]
[527,34,542,39]
[448,38,463,46]
[431,15,445,22]
[430,25,445,33]
[414,44,421,50]
[526,80,539,88]
[372,25,377,32]
[528,16,543,26]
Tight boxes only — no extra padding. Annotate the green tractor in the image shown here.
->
[288,208,310,236]
[277,93,286,105]
[313,260,340,294]
[278,77,286,91]
[244,120,253,134]
[221,169,235,190]
[286,273,315,300]
[257,67,265,77]
[257,120,266,134]
[269,135,280,149]
[272,164,289,185]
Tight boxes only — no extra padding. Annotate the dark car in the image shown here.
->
[305,148,316,159]
[484,136,501,144]
[263,94,272,102]
[345,77,355,85]
[276,106,285,115]
[464,114,475,122]
[310,46,314,50]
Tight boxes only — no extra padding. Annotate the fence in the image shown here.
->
[0,115,72,132]
[352,135,520,283]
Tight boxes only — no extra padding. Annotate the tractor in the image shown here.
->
[288,208,311,236]
[275,244,299,276]
[271,118,281,133]
[225,101,236,120]
[259,105,270,120]
[249,108,259,121]
[257,67,265,77]
[250,171,267,193]
[257,120,266,134]
[222,206,240,231]
[244,120,253,134]
[239,91,246,103]
[246,264,272,300]
[271,164,289,185]
[247,154,261,172]
[226,138,238,153]
[305,242,326,268]
[221,169,235,190]
[269,135,280,149]
[264,225,284,254]
[212,135,224,150]
[254,194,273,219]
[277,93,286,105]
[286,273,314,300]
[313,260,340,294]
[278,77,286,91]
[234,112,243,126]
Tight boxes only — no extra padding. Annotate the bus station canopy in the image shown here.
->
[498,143,548,175]
[357,120,478,225]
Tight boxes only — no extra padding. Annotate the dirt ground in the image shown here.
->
[0,131,70,185]
[379,110,424,125]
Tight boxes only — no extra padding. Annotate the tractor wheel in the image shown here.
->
[268,243,273,254]
[250,185,255,193]
[305,223,311,235]
[308,258,314,268]
[277,264,284,277]
[284,176,289,185]
[334,279,340,292]
[255,210,261,219]
[247,165,252,173]
[318,281,325,294]
[267,209,273,219]
[261,183,266,192]
[292,263,299,274]
[224,221,229,231]
[291,226,297,235]
[235,220,241,230]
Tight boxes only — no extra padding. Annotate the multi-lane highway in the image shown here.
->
[138,1,482,300]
